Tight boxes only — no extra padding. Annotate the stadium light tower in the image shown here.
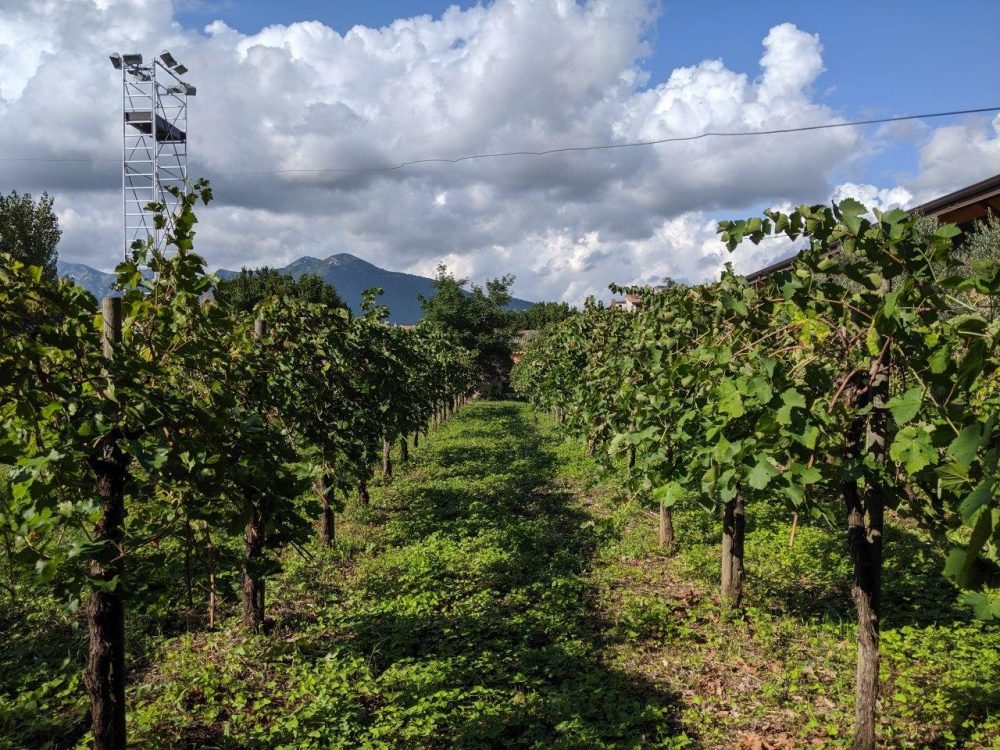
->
[110,50,196,256]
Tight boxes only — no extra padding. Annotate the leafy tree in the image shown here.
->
[959,213,1000,267]
[0,191,61,281]
[419,264,516,391]
[954,214,1000,321]
[214,268,346,313]
[509,300,576,331]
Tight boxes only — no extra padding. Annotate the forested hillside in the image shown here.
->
[58,253,536,325]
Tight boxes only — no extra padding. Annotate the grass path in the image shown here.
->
[129,401,688,749]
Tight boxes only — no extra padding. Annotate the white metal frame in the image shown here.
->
[118,55,192,257]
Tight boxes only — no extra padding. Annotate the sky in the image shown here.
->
[2,0,999,304]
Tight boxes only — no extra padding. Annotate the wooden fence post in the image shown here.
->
[316,473,335,546]
[382,438,393,478]
[241,316,267,632]
[101,296,121,359]
[85,296,128,750]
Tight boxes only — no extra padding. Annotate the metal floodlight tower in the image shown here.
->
[111,50,196,256]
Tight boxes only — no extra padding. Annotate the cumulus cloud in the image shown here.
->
[830,182,914,212]
[904,114,1000,201]
[1,1,995,303]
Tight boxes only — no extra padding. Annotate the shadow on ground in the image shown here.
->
[339,402,689,748]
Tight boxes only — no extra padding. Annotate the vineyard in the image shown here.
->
[0,184,476,748]
[512,201,1000,748]
[2,186,1000,750]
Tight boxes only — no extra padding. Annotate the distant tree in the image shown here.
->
[0,191,61,280]
[957,213,1000,269]
[419,264,516,389]
[214,268,346,313]
[510,301,576,331]
[955,214,1000,321]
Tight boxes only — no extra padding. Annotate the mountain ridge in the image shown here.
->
[57,253,535,324]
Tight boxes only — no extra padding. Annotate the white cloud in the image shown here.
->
[830,182,914,212]
[1,1,996,304]
[905,114,1000,202]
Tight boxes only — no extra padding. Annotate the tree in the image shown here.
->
[214,268,346,313]
[954,214,1000,323]
[510,301,576,331]
[959,214,1000,268]
[0,191,61,281]
[419,264,516,392]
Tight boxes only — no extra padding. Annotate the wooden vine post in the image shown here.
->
[205,525,218,628]
[658,502,675,553]
[659,445,676,554]
[316,473,335,546]
[241,316,267,632]
[85,296,129,750]
[720,492,746,609]
[382,438,393,478]
[846,343,889,750]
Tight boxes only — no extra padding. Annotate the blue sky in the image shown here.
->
[176,0,1000,188]
[3,0,999,301]
[177,0,1000,119]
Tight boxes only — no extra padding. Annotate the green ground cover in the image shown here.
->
[2,401,998,748]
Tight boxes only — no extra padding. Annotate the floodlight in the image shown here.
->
[166,82,196,96]
[173,64,188,75]
[122,53,143,65]
[110,53,122,69]
[159,50,178,67]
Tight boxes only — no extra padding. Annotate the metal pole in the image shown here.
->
[151,61,159,251]
[121,63,126,258]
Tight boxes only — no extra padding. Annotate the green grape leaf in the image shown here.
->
[884,387,923,425]
[889,425,936,474]
[746,458,777,490]
[652,481,685,508]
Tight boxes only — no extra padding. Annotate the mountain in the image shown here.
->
[57,253,535,324]
[57,261,119,300]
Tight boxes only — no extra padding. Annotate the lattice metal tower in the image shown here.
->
[110,51,196,256]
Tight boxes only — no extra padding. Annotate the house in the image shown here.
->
[609,293,643,312]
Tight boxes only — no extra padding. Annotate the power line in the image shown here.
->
[213,107,1000,176]
[1,106,997,174]
[0,156,118,163]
